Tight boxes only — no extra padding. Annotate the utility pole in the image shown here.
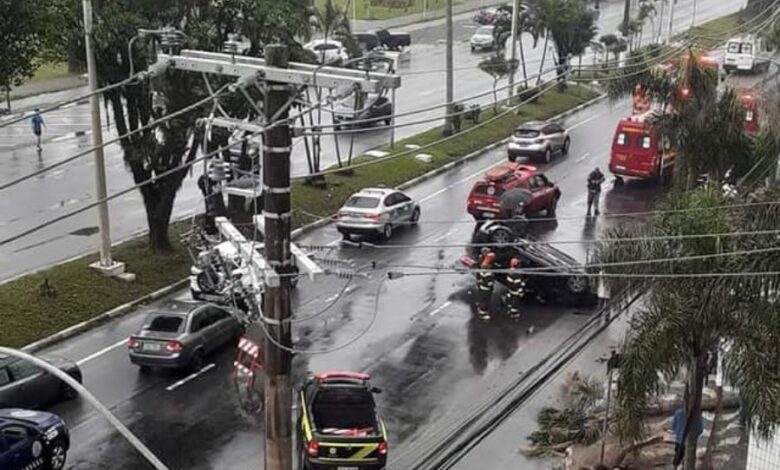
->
[263,44,294,470]
[622,0,632,37]
[507,0,521,99]
[690,0,697,28]
[667,0,677,43]
[444,0,455,136]
[82,0,126,279]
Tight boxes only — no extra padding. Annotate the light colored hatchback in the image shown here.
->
[336,188,421,240]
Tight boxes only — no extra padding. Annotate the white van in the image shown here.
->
[724,35,773,73]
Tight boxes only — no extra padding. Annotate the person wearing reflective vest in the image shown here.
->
[475,248,496,320]
[503,257,525,319]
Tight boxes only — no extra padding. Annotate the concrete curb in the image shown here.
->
[22,279,189,353]
[21,91,606,352]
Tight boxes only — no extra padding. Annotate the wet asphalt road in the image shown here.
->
[36,98,666,469]
[0,0,743,281]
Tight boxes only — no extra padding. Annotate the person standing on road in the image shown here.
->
[586,167,606,216]
[475,248,496,320]
[503,257,525,320]
[31,109,45,151]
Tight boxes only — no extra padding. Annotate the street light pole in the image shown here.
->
[82,0,126,278]
[444,0,455,135]
[690,0,697,28]
[508,0,520,99]
[667,0,677,43]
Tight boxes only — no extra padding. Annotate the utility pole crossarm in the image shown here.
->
[156,50,401,93]
[215,216,279,288]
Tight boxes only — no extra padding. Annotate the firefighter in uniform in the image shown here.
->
[503,257,525,319]
[475,248,496,320]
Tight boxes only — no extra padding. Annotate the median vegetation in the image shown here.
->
[0,84,597,349]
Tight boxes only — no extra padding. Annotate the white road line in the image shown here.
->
[576,152,591,162]
[76,338,128,365]
[568,111,605,131]
[165,363,216,391]
[429,301,452,317]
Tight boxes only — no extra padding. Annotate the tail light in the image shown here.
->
[367,213,381,221]
[165,341,184,353]
[378,440,388,455]
[127,338,139,350]
[307,440,319,457]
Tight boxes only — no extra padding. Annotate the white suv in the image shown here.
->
[336,188,421,240]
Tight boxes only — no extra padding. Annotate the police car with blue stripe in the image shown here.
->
[0,409,69,470]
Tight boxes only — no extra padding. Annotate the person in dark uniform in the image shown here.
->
[475,249,496,320]
[586,167,606,216]
[503,257,525,319]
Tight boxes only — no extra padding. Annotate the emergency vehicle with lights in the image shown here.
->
[608,111,675,183]
[0,409,69,470]
[466,162,560,220]
[298,372,388,470]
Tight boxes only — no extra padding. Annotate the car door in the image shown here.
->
[534,174,555,207]
[0,366,15,407]
[6,360,58,409]
[208,307,235,347]
[1,424,35,470]
[526,175,547,211]
[187,309,213,353]
[544,124,564,149]
[382,193,399,225]
[388,192,412,223]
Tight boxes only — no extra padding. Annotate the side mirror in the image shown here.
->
[371,387,383,394]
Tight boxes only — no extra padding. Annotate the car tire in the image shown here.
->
[46,441,68,470]
[190,349,206,372]
[471,46,476,52]
[410,207,421,226]
[383,223,393,239]
[566,276,589,295]
[489,226,514,245]
[138,365,152,374]
[62,384,78,400]
[508,153,516,162]
[562,137,571,155]
[543,147,552,164]
[341,231,352,241]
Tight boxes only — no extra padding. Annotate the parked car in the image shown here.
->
[0,409,70,470]
[332,94,393,130]
[507,121,570,163]
[724,34,773,73]
[461,221,598,306]
[466,162,561,220]
[304,39,350,65]
[298,372,387,470]
[336,188,420,240]
[473,7,501,25]
[127,300,244,372]
[0,355,81,410]
[470,25,496,51]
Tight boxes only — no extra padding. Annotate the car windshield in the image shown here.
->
[476,26,493,35]
[727,42,740,53]
[314,43,339,51]
[146,315,184,333]
[742,43,753,54]
[345,196,380,209]
[473,184,504,197]
[514,128,540,138]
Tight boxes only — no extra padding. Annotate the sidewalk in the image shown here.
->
[3,78,88,119]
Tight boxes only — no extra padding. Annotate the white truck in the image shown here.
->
[724,34,773,73]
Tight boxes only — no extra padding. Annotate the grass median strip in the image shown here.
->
[0,85,597,349]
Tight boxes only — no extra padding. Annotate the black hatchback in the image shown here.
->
[333,95,393,131]
[0,355,82,410]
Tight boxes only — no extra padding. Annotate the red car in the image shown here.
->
[466,162,561,220]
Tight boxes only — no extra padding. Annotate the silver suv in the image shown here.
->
[336,188,421,240]
[507,121,570,163]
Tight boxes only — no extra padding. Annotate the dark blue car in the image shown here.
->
[0,409,69,470]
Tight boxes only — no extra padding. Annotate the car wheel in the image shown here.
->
[566,276,588,294]
[410,207,421,226]
[341,231,352,241]
[471,46,476,52]
[543,147,552,164]
[62,384,78,400]
[47,441,68,470]
[508,153,516,162]
[190,349,206,372]
[489,226,514,245]
[562,137,571,155]
[383,223,393,239]
[138,365,152,374]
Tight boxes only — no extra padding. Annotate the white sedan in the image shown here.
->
[304,39,350,65]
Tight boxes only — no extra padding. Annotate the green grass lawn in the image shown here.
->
[0,85,597,349]
[674,11,742,50]
[29,62,74,83]
[315,0,463,21]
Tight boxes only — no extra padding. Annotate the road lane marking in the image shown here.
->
[165,363,216,391]
[76,338,128,365]
[429,301,452,317]
[576,152,591,162]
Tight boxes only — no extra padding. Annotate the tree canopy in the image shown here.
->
[0,0,47,107]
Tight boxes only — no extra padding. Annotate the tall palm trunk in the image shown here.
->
[536,34,550,85]
[519,35,528,88]
[684,354,707,470]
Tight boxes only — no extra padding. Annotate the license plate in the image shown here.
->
[482,212,495,218]
[337,467,358,470]
[143,342,162,352]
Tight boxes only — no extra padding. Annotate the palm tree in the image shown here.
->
[310,0,355,58]
[594,187,780,470]
[525,0,597,84]
[606,50,752,189]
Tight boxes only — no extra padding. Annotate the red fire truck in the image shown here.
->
[609,111,675,184]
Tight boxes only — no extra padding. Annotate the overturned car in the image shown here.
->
[460,221,598,306]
